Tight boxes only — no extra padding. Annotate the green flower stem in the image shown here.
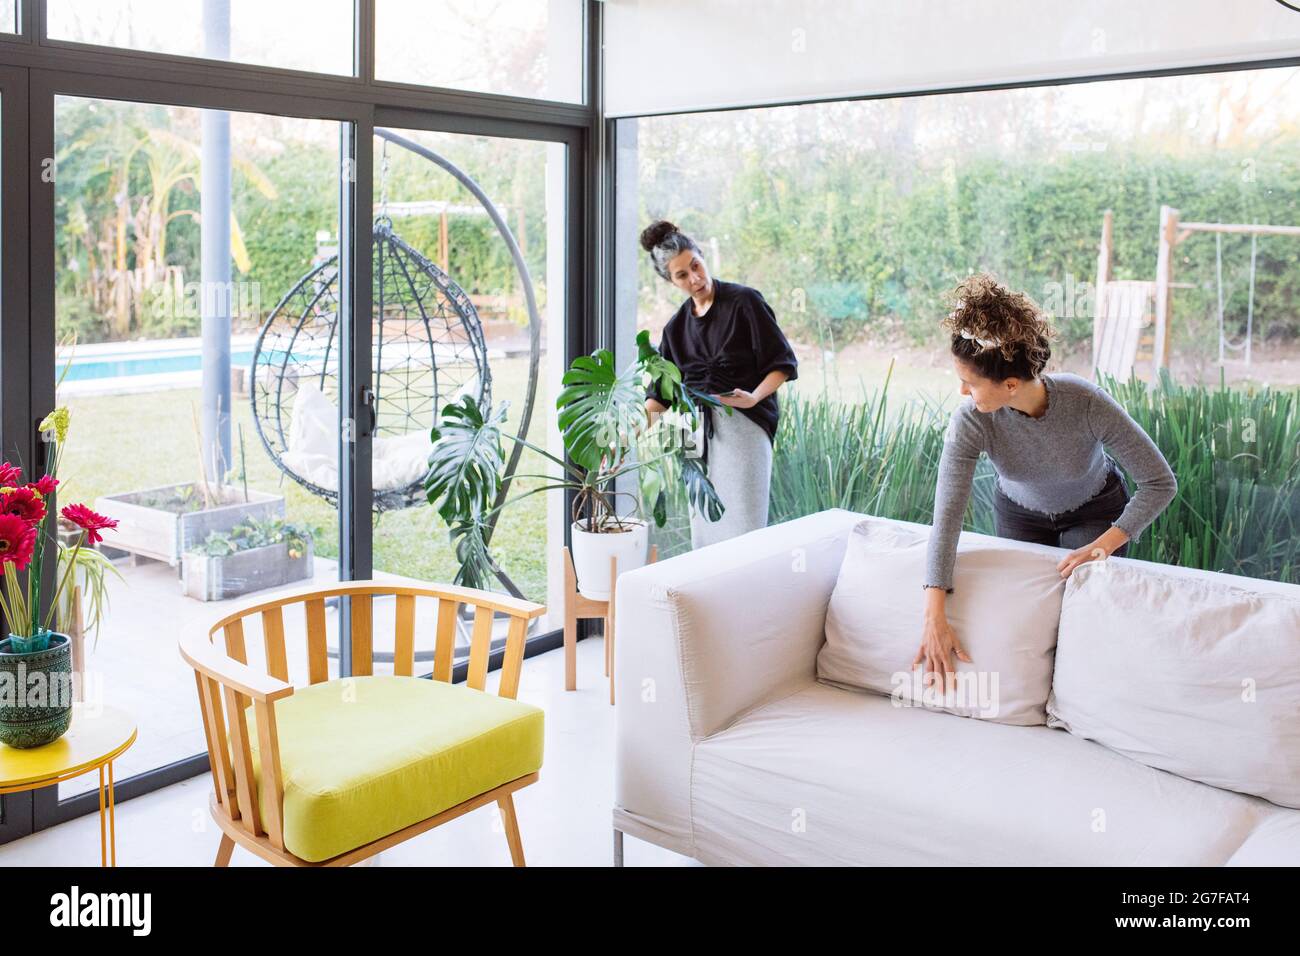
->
[42,533,84,633]
[0,571,18,635]
[4,565,28,637]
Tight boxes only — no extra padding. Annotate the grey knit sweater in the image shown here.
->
[925,372,1178,591]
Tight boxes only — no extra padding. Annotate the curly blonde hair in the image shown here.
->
[942,273,1054,380]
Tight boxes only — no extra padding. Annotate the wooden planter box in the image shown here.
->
[94,483,285,568]
[182,539,314,602]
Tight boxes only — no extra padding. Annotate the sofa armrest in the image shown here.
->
[612,508,862,854]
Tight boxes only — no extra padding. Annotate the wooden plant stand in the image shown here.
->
[562,545,657,706]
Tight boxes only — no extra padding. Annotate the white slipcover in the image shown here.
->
[613,509,1300,866]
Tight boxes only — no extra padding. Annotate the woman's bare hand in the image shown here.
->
[716,388,758,409]
[913,610,972,692]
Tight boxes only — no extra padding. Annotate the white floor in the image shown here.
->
[0,637,697,867]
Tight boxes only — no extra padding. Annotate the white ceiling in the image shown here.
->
[603,0,1300,116]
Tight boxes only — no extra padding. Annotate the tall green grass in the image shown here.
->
[764,367,1299,584]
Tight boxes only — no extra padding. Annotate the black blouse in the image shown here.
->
[646,278,799,463]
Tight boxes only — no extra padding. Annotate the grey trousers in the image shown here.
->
[690,408,773,550]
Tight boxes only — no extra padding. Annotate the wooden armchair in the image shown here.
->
[179,580,547,867]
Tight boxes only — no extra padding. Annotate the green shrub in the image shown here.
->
[768,369,1300,583]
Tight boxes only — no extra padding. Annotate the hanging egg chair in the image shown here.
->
[250,218,492,511]
[249,129,543,531]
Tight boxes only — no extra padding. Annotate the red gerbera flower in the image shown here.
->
[2,487,45,523]
[0,463,21,488]
[33,475,58,497]
[0,513,36,570]
[60,503,118,545]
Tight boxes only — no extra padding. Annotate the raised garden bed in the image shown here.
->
[182,539,314,602]
[94,483,285,568]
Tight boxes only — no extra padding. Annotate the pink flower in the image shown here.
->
[33,475,58,497]
[60,504,118,545]
[0,513,36,570]
[0,463,21,488]
[2,487,45,524]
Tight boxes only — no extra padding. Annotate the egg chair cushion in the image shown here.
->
[281,384,435,493]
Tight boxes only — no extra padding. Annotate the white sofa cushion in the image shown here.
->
[817,517,1065,725]
[689,681,1276,866]
[1047,560,1300,809]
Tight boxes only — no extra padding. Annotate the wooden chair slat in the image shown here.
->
[467,605,494,691]
[222,685,262,838]
[224,618,247,664]
[350,593,373,677]
[497,616,529,700]
[196,672,235,816]
[253,700,286,851]
[433,598,458,684]
[262,607,288,682]
[394,593,416,678]
[304,598,329,684]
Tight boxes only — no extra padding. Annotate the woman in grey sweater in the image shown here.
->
[916,273,1177,688]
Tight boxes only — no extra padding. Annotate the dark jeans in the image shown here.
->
[993,466,1131,556]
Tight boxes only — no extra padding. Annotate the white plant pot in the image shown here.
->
[570,519,649,602]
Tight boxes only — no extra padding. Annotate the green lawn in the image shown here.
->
[58,355,557,603]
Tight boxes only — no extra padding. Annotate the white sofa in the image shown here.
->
[612,509,1300,866]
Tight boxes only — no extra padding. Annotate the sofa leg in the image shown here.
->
[613,828,624,868]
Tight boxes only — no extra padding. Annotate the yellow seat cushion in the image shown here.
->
[245,676,543,862]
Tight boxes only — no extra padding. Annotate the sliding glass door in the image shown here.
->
[0,63,32,845]
[17,70,367,839]
[0,86,583,848]
[364,116,574,675]
[0,2,591,852]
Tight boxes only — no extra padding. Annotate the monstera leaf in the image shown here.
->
[555,348,644,474]
[637,329,682,407]
[682,456,725,524]
[447,511,497,591]
[425,395,508,526]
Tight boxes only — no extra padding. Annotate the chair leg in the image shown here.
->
[613,828,624,868]
[214,833,235,867]
[498,794,526,867]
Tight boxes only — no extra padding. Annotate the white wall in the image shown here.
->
[603,0,1300,116]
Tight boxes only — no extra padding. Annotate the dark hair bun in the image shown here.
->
[639,219,679,252]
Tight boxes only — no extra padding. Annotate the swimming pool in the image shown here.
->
[56,348,312,382]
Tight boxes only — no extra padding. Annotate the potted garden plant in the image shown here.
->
[0,407,120,748]
[182,515,315,602]
[425,331,726,601]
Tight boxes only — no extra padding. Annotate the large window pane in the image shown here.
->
[618,66,1300,583]
[1,2,15,34]
[368,127,567,666]
[54,96,347,796]
[47,0,355,75]
[376,0,583,102]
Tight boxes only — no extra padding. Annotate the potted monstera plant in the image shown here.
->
[425,330,726,601]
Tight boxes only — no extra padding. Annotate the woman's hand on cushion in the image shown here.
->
[1056,526,1129,578]
[913,611,972,692]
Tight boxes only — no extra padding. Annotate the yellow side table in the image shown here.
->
[0,706,136,866]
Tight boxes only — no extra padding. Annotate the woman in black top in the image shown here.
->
[640,220,799,549]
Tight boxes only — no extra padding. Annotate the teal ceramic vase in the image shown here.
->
[0,631,74,749]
